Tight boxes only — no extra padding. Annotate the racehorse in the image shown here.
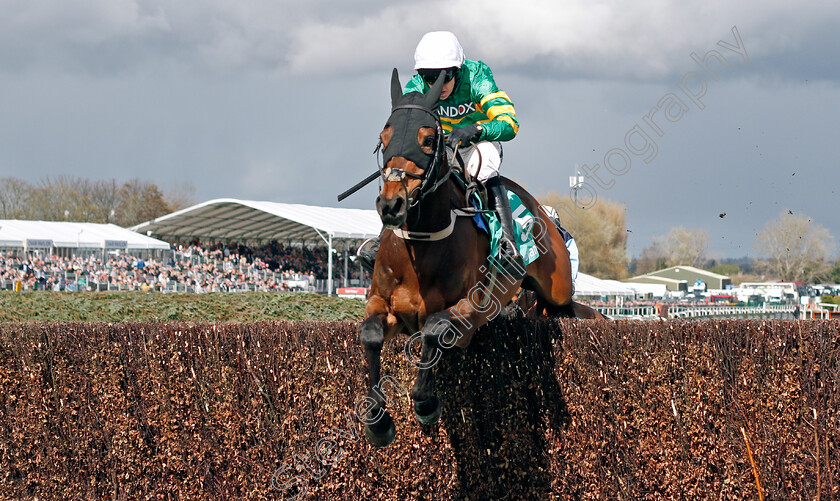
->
[359,69,604,447]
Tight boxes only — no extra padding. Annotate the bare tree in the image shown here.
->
[634,227,709,274]
[0,177,32,218]
[23,175,118,222]
[634,237,668,275]
[754,211,835,282]
[114,179,173,227]
[2,176,179,226]
[86,179,121,223]
[540,193,628,279]
[662,226,710,268]
[163,181,197,212]
[28,175,85,221]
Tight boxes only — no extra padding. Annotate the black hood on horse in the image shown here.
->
[376,69,450,228]
[381,69,446,171]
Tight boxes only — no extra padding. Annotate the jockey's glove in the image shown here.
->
[448,124,482,147]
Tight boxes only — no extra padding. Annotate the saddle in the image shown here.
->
[450,170,540,270]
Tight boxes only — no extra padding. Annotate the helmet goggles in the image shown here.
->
[418,67,457,86]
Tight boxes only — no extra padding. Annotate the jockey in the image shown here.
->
[359,31,524,277]
[407,31,524,277]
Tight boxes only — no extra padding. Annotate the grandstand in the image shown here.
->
[1,200,383,295]
[0,220,172,292]
[131,199,382,295]
[1,242,323,293]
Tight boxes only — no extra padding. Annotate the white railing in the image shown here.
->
[804,306,835,319]
[669,303,795,318]
[597,303,797,320]
[595,305,658,318]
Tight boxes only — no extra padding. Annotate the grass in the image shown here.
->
[0,291,366,322]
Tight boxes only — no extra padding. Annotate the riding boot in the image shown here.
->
[357,238,380,273]
[485,176,526,280]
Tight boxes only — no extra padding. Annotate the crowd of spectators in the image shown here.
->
[0,241,368,293]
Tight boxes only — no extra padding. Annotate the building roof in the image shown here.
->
[131,198,383,244]
[625,275,688,286]
[636,265,730,280]
[0,219,170,250]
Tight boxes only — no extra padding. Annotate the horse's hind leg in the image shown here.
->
[544,301,574,318]
[570,300,606,319]
[523,213,576,312]
[545,300,605,319]
[409,300,482,425]
[407,312,448,425]
[358,313,396,447]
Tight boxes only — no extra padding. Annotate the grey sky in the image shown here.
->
[1,0,838,259]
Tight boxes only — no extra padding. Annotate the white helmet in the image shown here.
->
[413,31,464,70]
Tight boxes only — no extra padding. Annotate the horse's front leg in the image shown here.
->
[358,297,401,447]
[408,298,481,425]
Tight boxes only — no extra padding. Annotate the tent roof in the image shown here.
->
[0,219,171,250]
[574,272,636,297]
[131,199,383,244]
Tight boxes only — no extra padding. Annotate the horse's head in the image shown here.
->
[376,68,448,228]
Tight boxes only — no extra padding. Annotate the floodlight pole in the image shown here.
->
[569,171,585,207]
[343,245,349,288]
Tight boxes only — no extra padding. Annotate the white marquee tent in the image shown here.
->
[573,272,637,298]
[0,219,171,255]
[131,199,383,294]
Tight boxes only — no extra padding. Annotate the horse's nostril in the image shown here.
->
[392,197,404,213]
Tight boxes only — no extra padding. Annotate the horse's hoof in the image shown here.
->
[413,396,441,425]
[364,413,396,448]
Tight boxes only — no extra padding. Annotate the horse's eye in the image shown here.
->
[422,136,435,147]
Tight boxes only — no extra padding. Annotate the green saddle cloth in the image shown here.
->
[469,186,540,273]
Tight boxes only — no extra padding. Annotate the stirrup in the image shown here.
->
[357,238,379,273]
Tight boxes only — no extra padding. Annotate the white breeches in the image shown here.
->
[567,237,579,283]
[449,141,502,182]
[541,204,579,283]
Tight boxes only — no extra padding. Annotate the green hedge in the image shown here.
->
[819,295,840,305]
[0,320,837,499]
[0,291,365,322]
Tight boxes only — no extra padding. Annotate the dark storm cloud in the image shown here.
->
[2,1,837,81]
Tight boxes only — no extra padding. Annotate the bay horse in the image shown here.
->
[359,68,604,447]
